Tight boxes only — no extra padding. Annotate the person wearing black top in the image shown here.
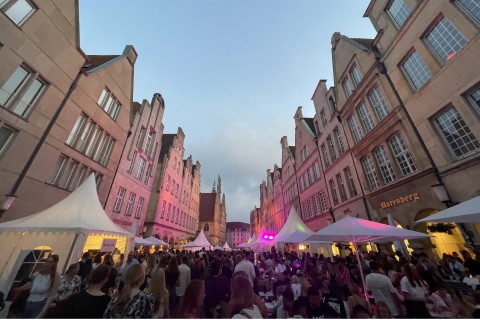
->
[306,286,339,319]
[164,256,180,312]
[204,258,230,318]
[65,265,111,318]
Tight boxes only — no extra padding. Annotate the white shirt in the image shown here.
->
[234,260,256,287]
[176,263,191,296]
[275,264,287,274]
[365,272,399,316]
[232,305,263,319]
[400,276,428,299]
[29,273,52,302]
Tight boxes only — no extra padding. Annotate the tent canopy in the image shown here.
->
[306,215,430,243]
[416,196,480,223]
[223,242,232,250]
[183,229,211,249]
[246,234,257,245]
[142,236,169,246]
[0,174,132,236]
[275,207,313,242]
[277,230,314,243]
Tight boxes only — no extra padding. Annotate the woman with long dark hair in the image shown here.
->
[103,264,154,318]
[400,264,432,318]
[176,279,205,318]
[164,256,180,312]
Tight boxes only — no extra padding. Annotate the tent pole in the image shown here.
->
[353,242,370,309]
[63,232,81,274]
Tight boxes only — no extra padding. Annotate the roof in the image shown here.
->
[199,193,217,221]
[84,55,119,71]
[303,118,316,135]
[227,222,250,232]
[351,38,374,49]
[158,134,175,163]
[289,146,296,159]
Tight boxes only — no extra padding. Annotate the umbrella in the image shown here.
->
[134,236,154,246]
[416,196,480,223]
[305,215,430,300]
[144,236,169,246]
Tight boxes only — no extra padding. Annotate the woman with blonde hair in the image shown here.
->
[103,264,154,318]
[226,273,263,318]
[176,279,205,318]
[145,268,169,318]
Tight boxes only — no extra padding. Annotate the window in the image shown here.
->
[49,155,91,191]
[361,156,381,191]
[367,87,390,121]
[204,224,210,232]
[329,179,339,206]
[135,197,144,219]
[144,164,152,184]
[349,65,363,87]
[172,206,176,223]
[434,107,480,159]
[327,97,336,116]
[387,0,412,28]
[313,194,321,216]
[321,111,328,126]
[356,102,375,133]
[401,50,432,90]
[0,124,16,158]
[342,78,354,98]
[176,183,179,198]
[171,180,175,195]
[113,187,126,212]
[348,115,363,143]
[321,144,330,167]
[136,127,146,149]
[313,161,321,180]
[97,88,121,120]
[327,135,337,163]
[455,0,480,25]
[0,65,46,118]
[374,145,397,183]
[425,17,467,64]
[125,192,136,216]
[300,146,308,162]
[334,127,347,155]
[466,86,480,113]
[176,208,179,223]
[161,200,166,218]
[0,0,35,26]
[127,151,137,174]
[343,167,358,197]
[336,174,347,202]
[389,133,417,175]
[135,157,146,180]
[145,132,155,157]
[166,203,171,221]
[166,175,170,191]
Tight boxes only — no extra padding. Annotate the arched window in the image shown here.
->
[204,224,210,232]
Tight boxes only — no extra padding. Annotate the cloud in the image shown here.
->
[186,121,285,223]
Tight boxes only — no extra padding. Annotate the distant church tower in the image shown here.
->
[199,175,227,245]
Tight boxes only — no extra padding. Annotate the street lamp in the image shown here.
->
[0,194,17,219]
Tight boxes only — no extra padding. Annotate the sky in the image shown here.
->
[79,0,377,223]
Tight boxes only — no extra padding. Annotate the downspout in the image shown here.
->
[0,66,86,219]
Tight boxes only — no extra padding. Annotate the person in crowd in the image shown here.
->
[305,286,337,319]
[234,252,256,288]
[104,264,154,318]
[101,254,118,295]
[118,251,139,292]
[46,262,81,317]
[373,301,393,319]
[365,260,400,318]
[145,268,170,318]
[222,257,233,283]
[204,258,230,318]
[139,254,156,291]
[177,255,191,303]
[335,258,351,300]
[234,271,268,319]
[463,250,480,277]
[291,296,308,319]
[115,254,125,272]
[274,258,287,274]
[158,255,169,270]
[400,264,432,318]
[92,253,103,269]
[164,254,180,312]
[65,264,112,318]
[78,252,93,290]
[225,273,263,318]
[447,254,465,281]
[351,305,371,319]
[427,283,458,318]
[12,254,60,319]
[276,288,294,318]
[176,279,205,318]
[472,290,480,318]
[347,283,370,316]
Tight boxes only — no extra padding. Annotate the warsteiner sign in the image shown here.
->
[380,193,420,209]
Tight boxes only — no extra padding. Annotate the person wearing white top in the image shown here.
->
[365,261,400,317]
[176,255,191,298]
[232,304,263,319]
[234,253,256,287]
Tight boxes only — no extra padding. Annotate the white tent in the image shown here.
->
[213,245,224,250]
[416,196,480,223]
[247,234,257,245]
[0,174,133,299]
[182,229,212,251]
[223,242,232,251]
[236,242,250,248]
[275,207,314,243]
[134,237,153,246]
[143,236,169,246]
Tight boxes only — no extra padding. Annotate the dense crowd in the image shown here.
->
[5,246,480,319]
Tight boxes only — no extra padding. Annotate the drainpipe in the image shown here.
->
[0,67,87,220]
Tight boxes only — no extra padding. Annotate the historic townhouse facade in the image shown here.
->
[280,136,301,225]
[0,0,136,222]
[144,128,201,246]
[105,94,164,235]
[259,171,275,232]
[226,221,250,248]
[363,0,480,254]
[311,80,367,225]
[250,206,261,238]
[293,107,331,231]
[199,176,227,246]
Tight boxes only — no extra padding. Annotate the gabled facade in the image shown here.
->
[364,0,480,253]
[293,107,331,231]
[199,175,227,246]
[280,136,301,223]
[105,93,165,235]
[250,206,261,238]
[312,80,368,224]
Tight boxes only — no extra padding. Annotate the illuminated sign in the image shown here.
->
[380,193,420,209]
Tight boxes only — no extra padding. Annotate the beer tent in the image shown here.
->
[182,229,212,251]
[275,207,314,243]
[0,174,133,296]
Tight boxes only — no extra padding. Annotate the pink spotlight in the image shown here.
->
[263,235,268,239]
[268,236,274,240]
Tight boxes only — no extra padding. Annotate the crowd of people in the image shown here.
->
[5,245,480,319]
